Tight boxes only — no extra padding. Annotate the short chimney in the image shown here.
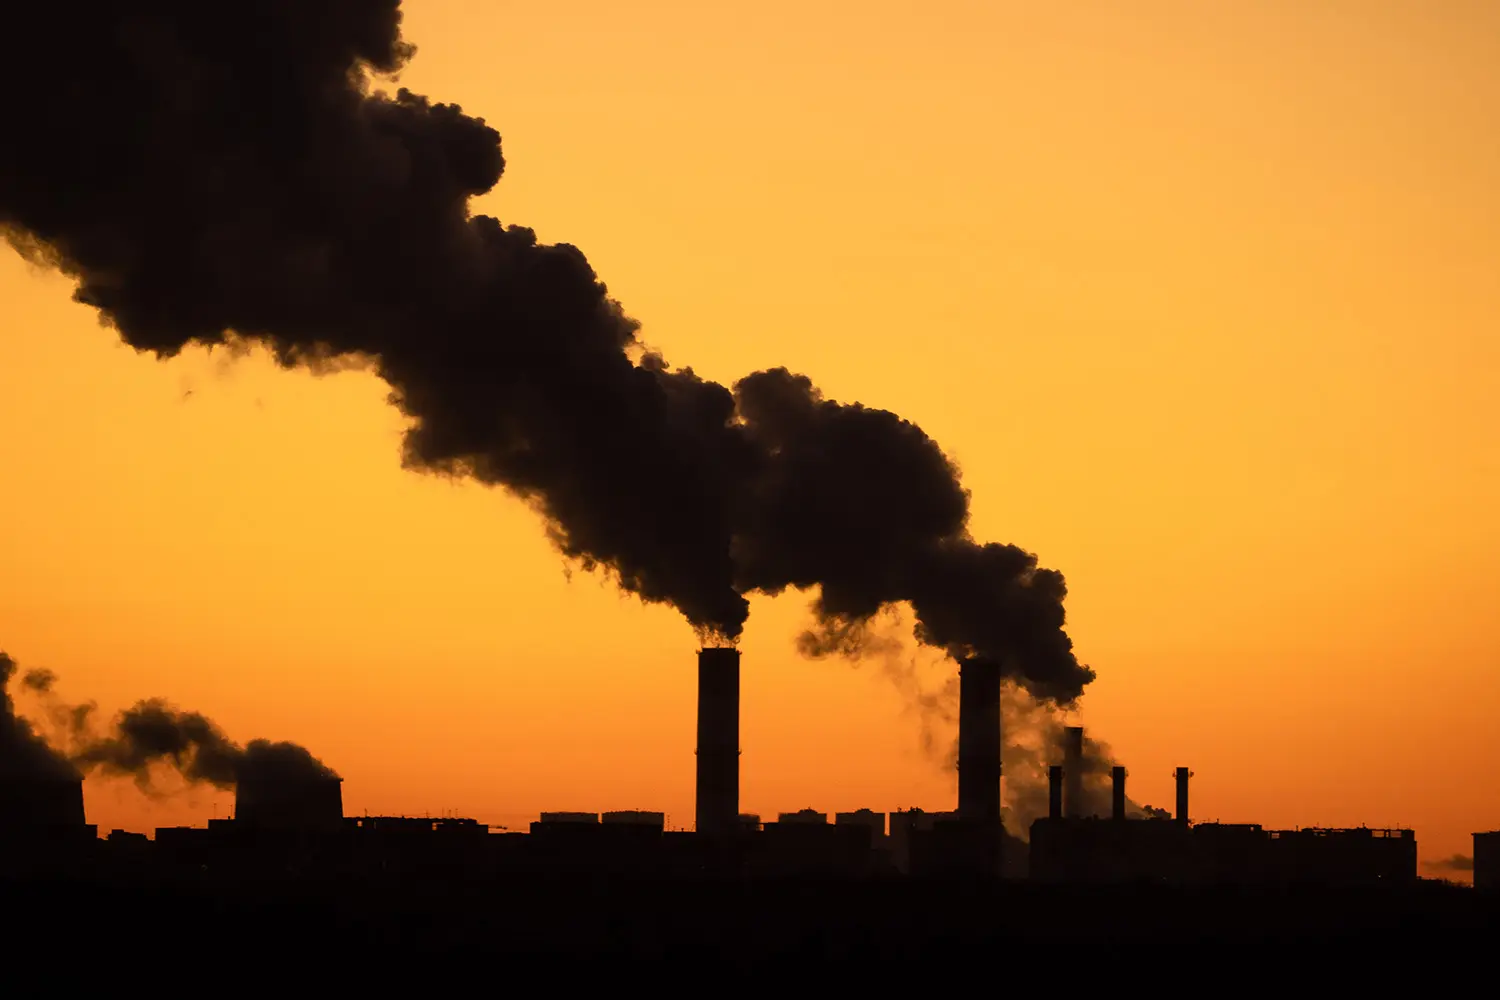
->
[1048,765,1064,820]
[1174,767,1191,823]
[695,647,741,836]
[1063,726,1085,818]
[1111,766,1127,820]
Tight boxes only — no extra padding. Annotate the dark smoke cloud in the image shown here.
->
[7,652,337,791]
[0,2,1094,703]
[1424,854,1474,873]
[0,652,80,780]
[21,668,58,693]
[74,701,340,792]
[76,700,245,790]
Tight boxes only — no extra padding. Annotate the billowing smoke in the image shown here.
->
[8,652,337,791]
[74,700,339,792]
[0,652,80,779]
[0,3,1094,703]
[852,612,1164,837]
[999,681,1169,834]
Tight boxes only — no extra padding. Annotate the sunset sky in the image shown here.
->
[2,1,1496,873]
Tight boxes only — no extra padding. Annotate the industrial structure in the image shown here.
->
[1475,832,1499,890]
[956,657,1001,824]
[0,774,91,834]
[233,771,344,832]
[0,648,1454,888]
[694,647,740,837]
[1030,744,1418,885]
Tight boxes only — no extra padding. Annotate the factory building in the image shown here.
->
[1472,832,1499,890]
[760,816,874,876]
[836,810,887,848]
[888,809,951,873]
[1032,758,1418,885]
[777,809,827,824]
[27,647,1439,888]
[533,812,599,832]
[603,811,666,828]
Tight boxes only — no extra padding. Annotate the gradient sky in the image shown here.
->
[1,1,1496,873]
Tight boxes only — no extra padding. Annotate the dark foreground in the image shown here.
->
[4,871,1494,977]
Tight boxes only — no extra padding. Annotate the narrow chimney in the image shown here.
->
[1174,767,1191,823]
[1111,766,1127,820]
[695,648,741,836]
[1048,765,1064,820]
[957,657,1002,824]
[1063,726,1085,818]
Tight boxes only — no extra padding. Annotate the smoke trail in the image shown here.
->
[0,3,1093,703]
[74,701,340,792]
[0,652,80,779]
[825,611,1163,837]
[10,654,336,791]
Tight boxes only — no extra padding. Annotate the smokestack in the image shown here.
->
[1175,767,1191,823]
[957,658,1002,824]
[1048,765,1064,820]
[1063,726,1085,818]
[695,648,741,836]
[1111,766,1126,820]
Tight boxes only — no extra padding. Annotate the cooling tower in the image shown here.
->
[0,776,86,830]
[234,775,343,832]
[1112,766,1127,820]
[1063,726,1085,818]
[695,647,740,836]
[1048,765,1064,820]
[957,657,1002,823]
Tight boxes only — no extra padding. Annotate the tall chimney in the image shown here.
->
[1063,726,1085,818]
[695,648,741,836]
[1048,765,1064,820]
[957,657,1002,824]
[1174,767,1191,823]
[1111,766,1127,820]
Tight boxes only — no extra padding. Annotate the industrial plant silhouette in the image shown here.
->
[2,3,1497,967]
[3,647,1497,967]
[3,647,1488,884]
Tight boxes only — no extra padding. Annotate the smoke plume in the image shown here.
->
[0,652,80,780]
[8,652,337,791]
[0,3,1094,702]
[840,612,1162,837]
[73,701,339,792]
[999,680,1169,834]
[72,700,340,791]
[1423,854,1474,874]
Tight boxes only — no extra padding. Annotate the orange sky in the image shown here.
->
[1,1,1496,874]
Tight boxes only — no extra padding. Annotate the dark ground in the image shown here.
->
[3,870,1493,978]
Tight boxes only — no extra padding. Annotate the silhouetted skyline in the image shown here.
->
[2,1,1497,874]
